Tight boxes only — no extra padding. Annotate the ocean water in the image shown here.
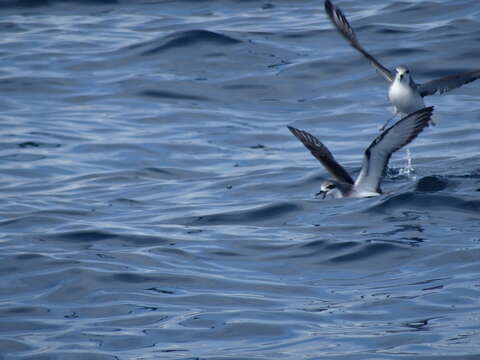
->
[1,0,480,359]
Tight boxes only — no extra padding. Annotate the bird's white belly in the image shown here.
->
[350,189,381,198]
[335,188,381,198]
[388,82,424,115]
[331,188,344,198]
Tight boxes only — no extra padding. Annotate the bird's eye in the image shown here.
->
[405,70,409,74]
[327,184,335,189]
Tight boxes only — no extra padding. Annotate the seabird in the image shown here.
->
[287,106,433,198]
[324,0,480,129]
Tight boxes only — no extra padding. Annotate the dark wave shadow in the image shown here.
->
[415,175,449,192]
[268,237,413,270]
[139,89,209,101]
[127,30,241,56]
[170,202,301,226]
[367,192,480,215]
[46,230,171,246]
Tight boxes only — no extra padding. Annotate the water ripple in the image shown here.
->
[1,0,480,359]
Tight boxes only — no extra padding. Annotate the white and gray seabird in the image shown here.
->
[287,106,433,199]
[325,0,480,129]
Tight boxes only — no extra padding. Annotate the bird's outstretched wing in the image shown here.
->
[354,106,433,193]
[419,70,480,97]
[288,126,354,185]
[324,0,394,82]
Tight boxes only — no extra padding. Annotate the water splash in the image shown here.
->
[398,148,417,179]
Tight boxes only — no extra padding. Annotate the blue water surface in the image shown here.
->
[1,0,480,359]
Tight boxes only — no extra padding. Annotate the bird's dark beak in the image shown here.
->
[399,74,404,80]
[315,190,327,199]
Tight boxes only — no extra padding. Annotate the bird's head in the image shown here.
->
[316,180,340,199]
[395,65,411,83]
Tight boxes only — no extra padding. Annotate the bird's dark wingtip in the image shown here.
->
[324,0,333,13]
[422,106,434,119]
[412,106,434,118]
[287,125,297,134]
